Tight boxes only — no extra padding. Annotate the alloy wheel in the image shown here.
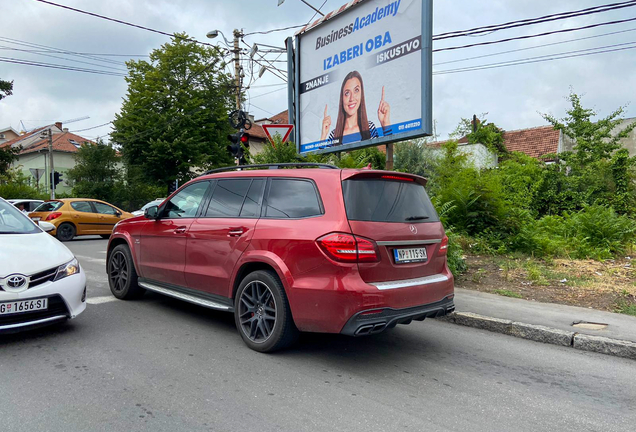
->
[109,251,128,293]
[238,281,277,343]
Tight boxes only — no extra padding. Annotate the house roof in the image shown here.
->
[249,110,290,142]
[425,126,560,160]
[0,125,94,155]
[502,126,560,159]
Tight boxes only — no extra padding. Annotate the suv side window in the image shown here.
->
[239,179,266,217]
[264,179,322,219]
[204,179,251,217]
[163,181,210,218]
[71,201,94,213]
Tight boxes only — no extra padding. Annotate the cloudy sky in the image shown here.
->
[1,0,635,142]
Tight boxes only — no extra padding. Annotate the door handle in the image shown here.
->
[228,228,245,237]
[174,227,187,234]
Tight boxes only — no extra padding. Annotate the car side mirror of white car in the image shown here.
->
[38,221,56,232]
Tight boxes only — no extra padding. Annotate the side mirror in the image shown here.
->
[144,205,158,219]
[38,221,56,232]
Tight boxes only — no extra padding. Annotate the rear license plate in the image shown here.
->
[31,217,41,222]
[0,298,48,315]
[394,247,427,264]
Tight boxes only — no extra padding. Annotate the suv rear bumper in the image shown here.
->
[340,296,455,336]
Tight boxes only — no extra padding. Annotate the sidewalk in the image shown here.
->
[439,287,636,360]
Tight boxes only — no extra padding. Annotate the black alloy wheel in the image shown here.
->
[107,244,144,300]
[109,250,128,294]
[56,223,75,242]
[238,280,277,343]
[234,270,298,353]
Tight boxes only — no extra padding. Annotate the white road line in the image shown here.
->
[86,296,118,305]
[75,255,106,265]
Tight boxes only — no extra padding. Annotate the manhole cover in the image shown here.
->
[572,321,608,330]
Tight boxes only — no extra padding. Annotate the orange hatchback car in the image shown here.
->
[29,198,133,241]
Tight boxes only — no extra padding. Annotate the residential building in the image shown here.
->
[0,122,93,194]
[0,126,19,145]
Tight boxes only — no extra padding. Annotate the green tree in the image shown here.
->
[66,140,121,201]
[0,145,20,178]
[467,120,507,157]
[543,91,636,166]
[538,91,636,214]
[0,78,13,100]
[111,33,235,187]
[394,139,438,178]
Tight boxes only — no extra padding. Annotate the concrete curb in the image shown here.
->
[438,312,636,360]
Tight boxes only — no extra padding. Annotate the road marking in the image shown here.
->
[75,255,106,265]
[86,296,118,305]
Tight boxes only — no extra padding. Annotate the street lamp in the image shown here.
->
[206,29,232,47]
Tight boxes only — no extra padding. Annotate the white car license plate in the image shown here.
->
[394,247,427,264]
[31,217,41,222]
[0,298,48,315]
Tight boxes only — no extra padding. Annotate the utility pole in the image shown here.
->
[233,29,242,110]
[48,128,55,199]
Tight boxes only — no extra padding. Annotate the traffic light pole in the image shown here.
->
[48,128,55,200]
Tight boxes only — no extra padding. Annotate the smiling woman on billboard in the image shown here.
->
[320,70,391,146]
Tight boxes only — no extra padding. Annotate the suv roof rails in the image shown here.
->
[203,163,339,175]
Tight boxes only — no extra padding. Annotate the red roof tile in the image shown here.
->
[19,132,94,155]
[503,126,560,159]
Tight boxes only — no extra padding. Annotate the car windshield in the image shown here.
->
[0,200,41,234]
[34,201,63,212]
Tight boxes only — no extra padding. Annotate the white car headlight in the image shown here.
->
[53,258,80,281]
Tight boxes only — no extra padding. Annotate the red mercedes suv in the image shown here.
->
[107,164,454,352]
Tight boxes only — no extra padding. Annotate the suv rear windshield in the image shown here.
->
[34,201,63,212]
[343,178,439,223]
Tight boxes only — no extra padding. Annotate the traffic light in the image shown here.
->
[49,171,63,189]
[227,131,249,163]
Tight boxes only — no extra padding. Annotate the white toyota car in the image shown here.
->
[0,197,86,333]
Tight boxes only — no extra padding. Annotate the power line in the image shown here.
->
[433,27,636,66]
[434,16,636,52]
[0,36,127,66]
[0,57,126,76]
[250,87,287,100]
[70,122,113,132]
[243,24,305,36]
[0,45,128,72]
[434,0,636,40]
[33,0,225,52]
[433,41,636,75]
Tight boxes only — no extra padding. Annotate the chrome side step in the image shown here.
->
[138,281,233,312]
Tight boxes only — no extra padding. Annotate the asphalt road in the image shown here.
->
[1,237,635,432]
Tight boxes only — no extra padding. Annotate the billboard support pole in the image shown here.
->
[385,143,393,170]
[286,37,295,143]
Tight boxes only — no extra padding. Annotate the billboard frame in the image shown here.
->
[289,0,433,155]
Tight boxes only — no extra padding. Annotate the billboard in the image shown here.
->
[294,0,432,154]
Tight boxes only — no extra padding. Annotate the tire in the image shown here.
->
[100,234,111,239]
[234,270,299,353]
[56,223,76,242]
[107,244,145,300]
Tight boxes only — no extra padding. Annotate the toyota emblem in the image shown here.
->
[2,274,29,293]
[409,225,417,234]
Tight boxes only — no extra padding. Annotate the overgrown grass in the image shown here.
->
[615,298,636,316]
[494,289,523,299]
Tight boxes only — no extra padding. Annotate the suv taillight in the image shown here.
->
[45,212,62,221]
[317,233,379,263]
[439,235,449,256]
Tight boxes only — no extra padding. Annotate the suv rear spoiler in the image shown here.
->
[341,170,427,186]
